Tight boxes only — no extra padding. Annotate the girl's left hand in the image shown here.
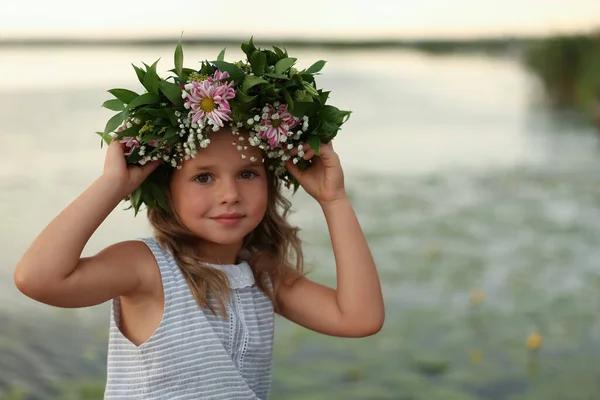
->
[285,141,347,206]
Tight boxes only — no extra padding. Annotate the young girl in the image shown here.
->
[13,40,384,400]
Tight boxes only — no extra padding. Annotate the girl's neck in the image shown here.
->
[196,241,244,265]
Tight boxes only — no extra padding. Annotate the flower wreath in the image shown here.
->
[97,38,351,215]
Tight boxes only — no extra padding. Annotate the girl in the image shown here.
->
[13,43,384,400]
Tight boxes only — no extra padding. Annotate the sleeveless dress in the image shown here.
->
[103,237,275,400]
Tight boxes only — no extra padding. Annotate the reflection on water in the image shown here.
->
[1,45,600,399]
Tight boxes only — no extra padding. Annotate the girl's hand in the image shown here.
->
[102,139,160,197]
[285,141,347,206]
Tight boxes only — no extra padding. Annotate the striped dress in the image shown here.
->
[104,237,275,400]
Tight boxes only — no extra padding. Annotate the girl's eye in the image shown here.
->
[239,170,257,180]
[195,174,214,184]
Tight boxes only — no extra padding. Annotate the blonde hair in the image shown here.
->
[146,161,303,318]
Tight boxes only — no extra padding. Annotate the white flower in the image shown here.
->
[254,115,260,121]
[271,114,279,120]
[293,157,299,164]
[241,154,247,159]
[287,144,294,149]
[239,136,245,141]
[250,156,257,162]
[237,145,243,150]
[247,118,255,125]
[274,101,280,107]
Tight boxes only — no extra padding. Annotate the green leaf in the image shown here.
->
[108,89,139,104]
[149,182,170,212]
[235,90,258,104]
[129,188,143,216]
[302,81,320,97]
[282,89,294,109]
[275,57,297,74]
[127,93,161,110]
[250,51,267,76]
[95,131,112,147]
[142,59,160,94]
[318,90,330,104]
[104,111,126,134]
[298,73,315,83]
[217,48,226,62]
[305,60,326,74]
[102,99,125,111]
[263,72,288,80]
[169,67,195,83]
[307,135,321,155]
[272,45,287,59]
[290,102,318,118]
[132,64,146,85]
[241,36,257,60]
[174,42,183,77]
[242,75,269,92]
[158,81,183,107]
[113,123,141,139]
[211,61,245,81]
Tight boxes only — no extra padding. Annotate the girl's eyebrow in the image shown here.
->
[192,162,261,172]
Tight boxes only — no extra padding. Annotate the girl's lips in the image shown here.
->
[211,213,245,227]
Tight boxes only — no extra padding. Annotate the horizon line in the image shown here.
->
[1,31,598,48]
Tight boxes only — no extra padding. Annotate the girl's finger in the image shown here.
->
[302,149,315,160]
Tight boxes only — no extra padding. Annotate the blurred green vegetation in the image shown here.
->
[522,31,600,123]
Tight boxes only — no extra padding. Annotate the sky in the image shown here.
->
[1,0,600,40]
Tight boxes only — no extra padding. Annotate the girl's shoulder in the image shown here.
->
[101,238,162,295]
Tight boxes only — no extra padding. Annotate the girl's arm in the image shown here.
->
[277,143,385,337]
[14,141,159,308]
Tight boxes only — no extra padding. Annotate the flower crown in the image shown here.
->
[97,38,351,215]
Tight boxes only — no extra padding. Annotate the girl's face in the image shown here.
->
[169,130,268,262]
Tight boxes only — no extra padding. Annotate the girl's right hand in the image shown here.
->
[102,139,161,197]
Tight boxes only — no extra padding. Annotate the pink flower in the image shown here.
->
[257,104,301,149]
[120,137,139,156]
[184,71,236,128]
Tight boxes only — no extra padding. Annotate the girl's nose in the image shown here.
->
[218,178,240,204]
